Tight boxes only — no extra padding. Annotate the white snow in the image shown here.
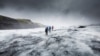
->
[0,25,100,56]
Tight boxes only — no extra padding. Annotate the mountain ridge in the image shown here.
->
[0,15,44,29]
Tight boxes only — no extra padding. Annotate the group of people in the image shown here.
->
[45,26,54,35]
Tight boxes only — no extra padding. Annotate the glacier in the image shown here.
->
[0,25,100,56]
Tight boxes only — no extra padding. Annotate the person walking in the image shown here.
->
[52,26,54,31]
[45,26,49,35]
[48,26,52,32]
[45,26,54,35]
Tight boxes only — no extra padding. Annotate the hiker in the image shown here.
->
[45,26,54,35]
[52,26,54,31]
[45,26,49,35]
[48,26,52,32]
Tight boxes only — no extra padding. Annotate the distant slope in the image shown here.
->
[0,15,44,29]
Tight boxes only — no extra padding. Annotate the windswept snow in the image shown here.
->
[0,25,100,56]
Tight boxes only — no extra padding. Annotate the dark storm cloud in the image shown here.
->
[0,0,54,11]
[69,0,100,19]
[0,0,5,8]
[0,0,100,24]
[0,0,100,14]
[0,0,100,16]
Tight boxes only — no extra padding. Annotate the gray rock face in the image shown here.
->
[0,15,44,29]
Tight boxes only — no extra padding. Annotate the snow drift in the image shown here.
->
[0,25,100,56]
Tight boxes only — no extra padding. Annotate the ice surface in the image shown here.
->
[0,26,100,56]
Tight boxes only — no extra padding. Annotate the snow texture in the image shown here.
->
[0,25,100,56]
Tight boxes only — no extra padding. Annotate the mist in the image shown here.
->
[0,0,100,27]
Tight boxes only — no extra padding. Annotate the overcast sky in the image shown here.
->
[0,0,100,26]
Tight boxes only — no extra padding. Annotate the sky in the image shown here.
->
[0,0,100,27]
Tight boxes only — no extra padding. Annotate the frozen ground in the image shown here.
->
[0,25,100,56]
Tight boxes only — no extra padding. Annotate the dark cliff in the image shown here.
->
[0,15,44,29]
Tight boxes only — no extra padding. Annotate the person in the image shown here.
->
[45,26,49,35]
[45,26,54,35]
[52,26,54,31]
[48,26,52,32]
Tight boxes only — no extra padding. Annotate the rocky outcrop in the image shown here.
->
[0,15,44,29]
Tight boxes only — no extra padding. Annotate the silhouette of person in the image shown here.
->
[48,26,52,32]
[45,26,49,35]
[52,26,54,31]
[45,26,54,35]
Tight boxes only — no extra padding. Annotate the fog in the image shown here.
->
[0,0,100,27]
